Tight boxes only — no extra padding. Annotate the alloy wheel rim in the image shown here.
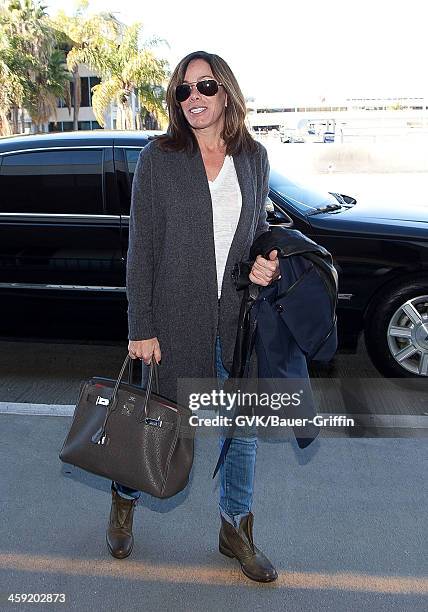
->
[387,295,428,376]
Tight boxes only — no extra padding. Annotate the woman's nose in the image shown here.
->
[189,83,200,101]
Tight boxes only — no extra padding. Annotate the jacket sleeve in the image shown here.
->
[254,142,270,240]
[126,145,156,341]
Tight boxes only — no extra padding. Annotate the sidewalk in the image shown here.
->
[1,413,427,612]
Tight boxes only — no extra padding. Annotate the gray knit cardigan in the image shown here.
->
[126,137,270,402]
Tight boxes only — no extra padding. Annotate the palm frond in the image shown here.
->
[91,75,121,127]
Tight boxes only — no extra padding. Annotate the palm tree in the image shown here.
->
[47,1,112,131]
[50,9,169,130]
[136,81,168,130]
[0,0,72,133]
[0,38,24,135]
[25,47,72,132]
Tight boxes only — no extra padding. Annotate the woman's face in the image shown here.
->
[179,58,228,134]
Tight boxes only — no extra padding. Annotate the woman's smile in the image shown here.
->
[189,106,208,115]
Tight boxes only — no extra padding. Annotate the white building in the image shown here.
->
[246,95,428,140]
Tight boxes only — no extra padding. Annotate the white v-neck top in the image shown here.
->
[208,155,242,298]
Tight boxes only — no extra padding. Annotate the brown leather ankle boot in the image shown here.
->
[106,483,138,559]
[219,511,278,582]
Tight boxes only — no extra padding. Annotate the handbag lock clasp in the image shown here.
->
[145,416,163,428]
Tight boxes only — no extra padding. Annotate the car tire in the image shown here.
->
[364,278,428,378]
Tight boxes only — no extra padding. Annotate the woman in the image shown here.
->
[106,50,280,583]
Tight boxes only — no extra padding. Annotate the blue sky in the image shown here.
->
[46,0,426,104]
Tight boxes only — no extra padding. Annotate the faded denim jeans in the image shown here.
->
[113,336,258,528]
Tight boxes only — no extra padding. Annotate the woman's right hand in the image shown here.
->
[128,337,161,365]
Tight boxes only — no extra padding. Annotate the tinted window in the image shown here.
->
[124,148,142,184]
[0,149,104,214]
[81,77,89,107]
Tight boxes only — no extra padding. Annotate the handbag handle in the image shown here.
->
[127,357,159,392]
[139,357,159,421]
[112,355,159,406]
[91,354,160,444]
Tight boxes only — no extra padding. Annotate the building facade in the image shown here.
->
[246,95,428,141]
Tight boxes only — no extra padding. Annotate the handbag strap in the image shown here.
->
[140,357,158,419]
[112,355,159,405]
[91,354,160,444]
[127,357,159,392]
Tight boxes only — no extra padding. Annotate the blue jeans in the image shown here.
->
[113,336,258,527]
[216,336,258,527]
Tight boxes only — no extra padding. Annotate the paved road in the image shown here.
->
[1,414,427,612]
[0,339,427,611]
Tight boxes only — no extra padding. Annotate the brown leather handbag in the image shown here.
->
[59,355,194,498]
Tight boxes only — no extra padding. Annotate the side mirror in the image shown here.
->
[266,198,275,216]
[266,197,293,227]
[340,193,357,206]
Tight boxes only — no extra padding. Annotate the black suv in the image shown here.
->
[1,130,427,379]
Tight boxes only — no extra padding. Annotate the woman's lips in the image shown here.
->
[189,107,207,114]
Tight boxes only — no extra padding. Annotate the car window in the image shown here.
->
[0,149,104,214]
[124,148,142,185]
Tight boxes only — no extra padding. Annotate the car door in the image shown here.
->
[114,145,145,261]
[0,146,123,293]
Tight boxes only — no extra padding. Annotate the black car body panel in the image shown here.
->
[0,132,152,297]
[1,131,427,362]
[267,171,428,351]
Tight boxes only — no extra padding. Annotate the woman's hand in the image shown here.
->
[249,249,280,286]
[128,337,161,365]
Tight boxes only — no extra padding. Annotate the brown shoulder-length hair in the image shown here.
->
[154,50,258,156]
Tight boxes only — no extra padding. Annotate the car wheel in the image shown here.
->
[364,279,428,378]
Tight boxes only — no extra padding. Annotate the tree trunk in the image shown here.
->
[11,106,19,134]
[72,67,81,131]
[118,95,134,130]
[130,90,136,130]
[125,103,133,130]
[0,111,12,136]
[20,108,26,133]
[118,102,131,130]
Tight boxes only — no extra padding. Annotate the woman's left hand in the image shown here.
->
[249,249,281,286]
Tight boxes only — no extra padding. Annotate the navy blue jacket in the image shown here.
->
[212,227,338,478]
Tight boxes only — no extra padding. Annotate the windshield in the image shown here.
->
[269,169,339,214]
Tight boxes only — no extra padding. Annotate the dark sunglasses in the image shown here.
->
[175,78,223,103]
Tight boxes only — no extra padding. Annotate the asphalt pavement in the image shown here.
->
[0,338,427,612]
